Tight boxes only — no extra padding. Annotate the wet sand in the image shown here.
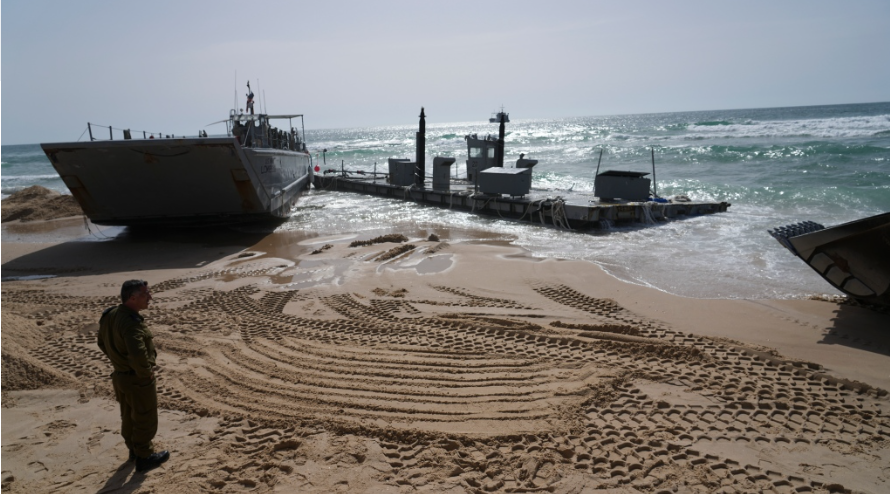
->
[2,217,888,493]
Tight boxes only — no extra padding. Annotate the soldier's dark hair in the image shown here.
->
[121,280,148,303]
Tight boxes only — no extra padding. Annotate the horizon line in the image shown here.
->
[2,100,888,147]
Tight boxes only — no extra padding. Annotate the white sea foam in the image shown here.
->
[2,174,61,181]
[685,114,889,139]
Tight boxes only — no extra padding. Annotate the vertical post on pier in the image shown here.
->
[416,107,426,188]
[88,123,94,141]
[109,126,113,140]
[496,113,506,168]
[593,147,604,193]
[651,147,658,198]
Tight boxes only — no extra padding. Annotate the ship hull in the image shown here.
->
[41,137,312,226]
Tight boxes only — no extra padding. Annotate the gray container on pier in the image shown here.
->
[479,167,532,197]
[595,170,650,201]
[388,158,415,186]
[432,157,456,191]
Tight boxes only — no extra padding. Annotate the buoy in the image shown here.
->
[314,165,320,172]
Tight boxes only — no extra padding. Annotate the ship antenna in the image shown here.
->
[256,79,261,113]
[593,147,604,192]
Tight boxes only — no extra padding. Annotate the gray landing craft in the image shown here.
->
[313,108,730,229]
[40,87,313,226]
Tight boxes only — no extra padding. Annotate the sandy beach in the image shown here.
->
[2,207,888,493]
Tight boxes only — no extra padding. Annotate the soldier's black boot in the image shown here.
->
[128,449,136,462]
[135,450,170,473]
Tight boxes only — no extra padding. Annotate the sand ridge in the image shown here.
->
[1,186,83,223]
[2,232,888,493]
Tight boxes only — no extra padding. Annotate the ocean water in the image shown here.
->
[2,103,888,300]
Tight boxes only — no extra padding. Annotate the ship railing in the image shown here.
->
[236,122,306,152]
[84,122,215,141]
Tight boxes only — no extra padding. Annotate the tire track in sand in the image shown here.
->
[3,273,887,493]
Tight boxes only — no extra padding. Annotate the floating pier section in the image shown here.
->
[312,107,730,230]
[312,174,730,230]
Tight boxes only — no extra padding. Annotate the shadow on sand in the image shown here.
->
[96,461,152,494]
[821,302,889,357]
[1,224,280,280]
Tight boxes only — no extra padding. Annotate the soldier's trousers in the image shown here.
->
[111,371,158,458]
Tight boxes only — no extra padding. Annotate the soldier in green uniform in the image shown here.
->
[97,280,170,472]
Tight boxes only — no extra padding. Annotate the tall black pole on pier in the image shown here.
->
[496,112,506,168]
[593,147,604,193]
[651,147,658,198]
[416,107,426,188]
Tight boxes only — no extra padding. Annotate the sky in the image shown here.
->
[1,0,889,145]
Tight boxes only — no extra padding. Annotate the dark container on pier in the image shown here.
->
[595,170,651,202]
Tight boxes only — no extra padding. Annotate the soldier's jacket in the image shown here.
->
[97,305,156,379]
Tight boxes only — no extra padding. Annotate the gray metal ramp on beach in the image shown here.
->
[42,138,265,224]
[769,212,889,306]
